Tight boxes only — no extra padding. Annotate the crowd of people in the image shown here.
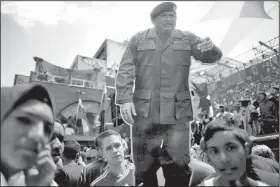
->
[210,83,279,137]
[1,83,279,186]
[212,80,279,111]
[1,2,279,187]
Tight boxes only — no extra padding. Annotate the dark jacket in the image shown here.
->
[116,28,222,124]
[269,96,279,121]
[260,99,277,120]
[54,163,84,187]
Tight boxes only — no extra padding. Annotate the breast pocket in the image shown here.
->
[137,40,155,65]
[172,40,191,66]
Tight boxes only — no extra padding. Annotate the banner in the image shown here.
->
[33,56,106,89]
[76,55,107,73]
[33,57,70,84]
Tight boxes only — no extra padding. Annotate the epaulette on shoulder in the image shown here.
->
[179,30,192,38]
[179,30,199,45]
[135,29,149,36]
[133,29,150,41]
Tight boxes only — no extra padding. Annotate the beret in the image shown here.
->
[150,2,177,20]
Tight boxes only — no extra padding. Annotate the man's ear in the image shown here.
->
[97,147,104,158]
[121,138,128,151]
[245,141,253,158]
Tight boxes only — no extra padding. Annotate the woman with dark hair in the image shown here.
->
[1,84,57,186]
[197,119,278,186]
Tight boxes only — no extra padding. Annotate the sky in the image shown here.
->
[1,1,279,86]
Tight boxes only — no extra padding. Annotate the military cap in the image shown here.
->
[150,2,177,20]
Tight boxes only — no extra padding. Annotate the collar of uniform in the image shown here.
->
[170,29,183,39]
[148,28,182,39]
[147,28,156,39]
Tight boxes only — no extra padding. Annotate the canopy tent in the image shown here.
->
[188,1,279,84]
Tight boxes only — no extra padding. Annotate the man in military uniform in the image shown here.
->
[115,2,223,186]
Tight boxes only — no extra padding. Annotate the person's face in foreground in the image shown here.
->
[1,99,54,171]
[100,135,125,165]
[206,131,248,181]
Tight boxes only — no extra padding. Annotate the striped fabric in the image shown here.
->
[90,162,135,186]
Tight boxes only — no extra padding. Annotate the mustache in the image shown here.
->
[51,148,62,156]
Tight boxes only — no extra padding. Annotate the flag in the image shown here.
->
[207,95,214,118]
[76,97,89,134]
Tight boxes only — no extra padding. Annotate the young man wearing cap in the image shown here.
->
[1,84,57,186]
[115,2,223,186]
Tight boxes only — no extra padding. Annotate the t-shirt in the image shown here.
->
[63,163,84,187]
[90,162,135,186]
[78,159,107,187]
[200,155,279,186]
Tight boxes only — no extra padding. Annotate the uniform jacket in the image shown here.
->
[116,28,222,124]
[260,99,277,120]
[55,163,84,187]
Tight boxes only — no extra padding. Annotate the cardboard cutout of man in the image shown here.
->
[115,2,223,186]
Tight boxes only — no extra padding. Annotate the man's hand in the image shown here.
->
[120,102,137,125]
[197,37,214,52]
[25,145,57,186]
